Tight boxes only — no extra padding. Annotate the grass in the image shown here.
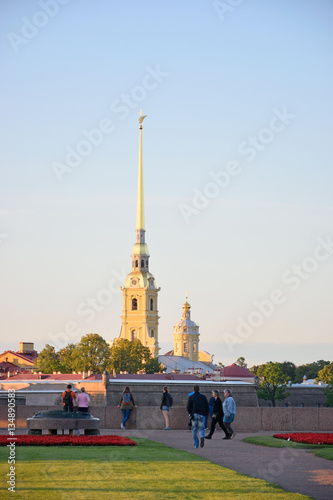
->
[242,435,333,460]
[0,437,310,499]
[308,448,333,460]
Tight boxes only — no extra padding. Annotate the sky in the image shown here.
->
[1,0,332,368]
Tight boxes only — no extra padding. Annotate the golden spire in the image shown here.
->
[136,110,147,231]
[183,291,191,313]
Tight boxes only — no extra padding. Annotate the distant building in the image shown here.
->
[161,295,215,374]
[159,354,214,375]
[0,342,37,374]
[173,296,200,362]
[220,363,255,383]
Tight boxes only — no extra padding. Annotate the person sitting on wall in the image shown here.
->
[62,384,76,412]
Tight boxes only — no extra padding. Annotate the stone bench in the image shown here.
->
[27,410,100,435]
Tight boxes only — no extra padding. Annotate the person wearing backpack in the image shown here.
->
[62,384,76,412]
[117,386,136,429]
[160,386,173,430]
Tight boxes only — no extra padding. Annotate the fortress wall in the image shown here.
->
[258,386,326,408]
[1,406,333,432]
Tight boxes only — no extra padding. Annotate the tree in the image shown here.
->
[109,338,133,373]
[218,362,225,369]
[144,357,166,374]
[294,360,330,384]
[36,344,61,374]
[256,362,290,407]
[73,334,111,373]
[109,338,165,374]
[324,380,333,407]
[316,363,333,384]
[280,361,296,383]
[236,356,247,368]
[250,364,260,375]
[58,343,78,373]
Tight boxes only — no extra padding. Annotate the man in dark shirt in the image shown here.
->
[205,390,230,439]
[187,385,209,448]
[62,384,76,412]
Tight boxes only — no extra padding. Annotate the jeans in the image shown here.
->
[121,409,131,427]
[191,413,205,448]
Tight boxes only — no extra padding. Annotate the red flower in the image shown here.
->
[0,435,137,446]
[273,433,333,445]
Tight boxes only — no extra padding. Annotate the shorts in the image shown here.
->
[223,413,235,424]
[161,406,169,411]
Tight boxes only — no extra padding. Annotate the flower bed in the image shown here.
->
[273,433,333,445]
[0,435,137,446]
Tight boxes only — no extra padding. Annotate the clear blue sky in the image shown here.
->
[1,0,332,367]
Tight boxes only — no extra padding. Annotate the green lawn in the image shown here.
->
[242,436,333,460]
[0,438,310,499]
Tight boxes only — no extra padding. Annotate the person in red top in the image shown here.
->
[62,384,76,412]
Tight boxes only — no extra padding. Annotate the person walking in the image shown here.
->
[117,386,136,429]
[205,390,230,440]
[62,384,76,412]
[160,386,172,430]
[223,389,236,439]
[187,385,209,449]
[205,394,215,430]
[76,387,90,413]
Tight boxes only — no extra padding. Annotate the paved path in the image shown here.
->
[108,429,333,500]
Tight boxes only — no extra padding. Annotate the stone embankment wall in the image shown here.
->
[1,406,333,432]
[258,386,326,408]
[0,380,259,407]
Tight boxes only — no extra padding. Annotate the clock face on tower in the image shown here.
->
[131,278,138,287]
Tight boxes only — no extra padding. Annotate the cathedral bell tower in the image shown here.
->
[119,112,160,358]
[173,294,200,362]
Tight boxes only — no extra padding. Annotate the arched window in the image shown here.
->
[146,259,148,267]
[150,298,153,311]
[132,298,137,310]
[150,329,154,338]
[183,342,188,353]
[131,330,137,341]
[135,260,138,268]
[141,259,144,268]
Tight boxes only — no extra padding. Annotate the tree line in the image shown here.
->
[36,334,165,375]
[232,357,333,407]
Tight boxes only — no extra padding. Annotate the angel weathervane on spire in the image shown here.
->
[138,109,147,124]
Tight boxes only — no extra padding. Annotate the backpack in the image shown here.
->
[166,393,173,407]
[122,392,131,404]
[64,390,72,405]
